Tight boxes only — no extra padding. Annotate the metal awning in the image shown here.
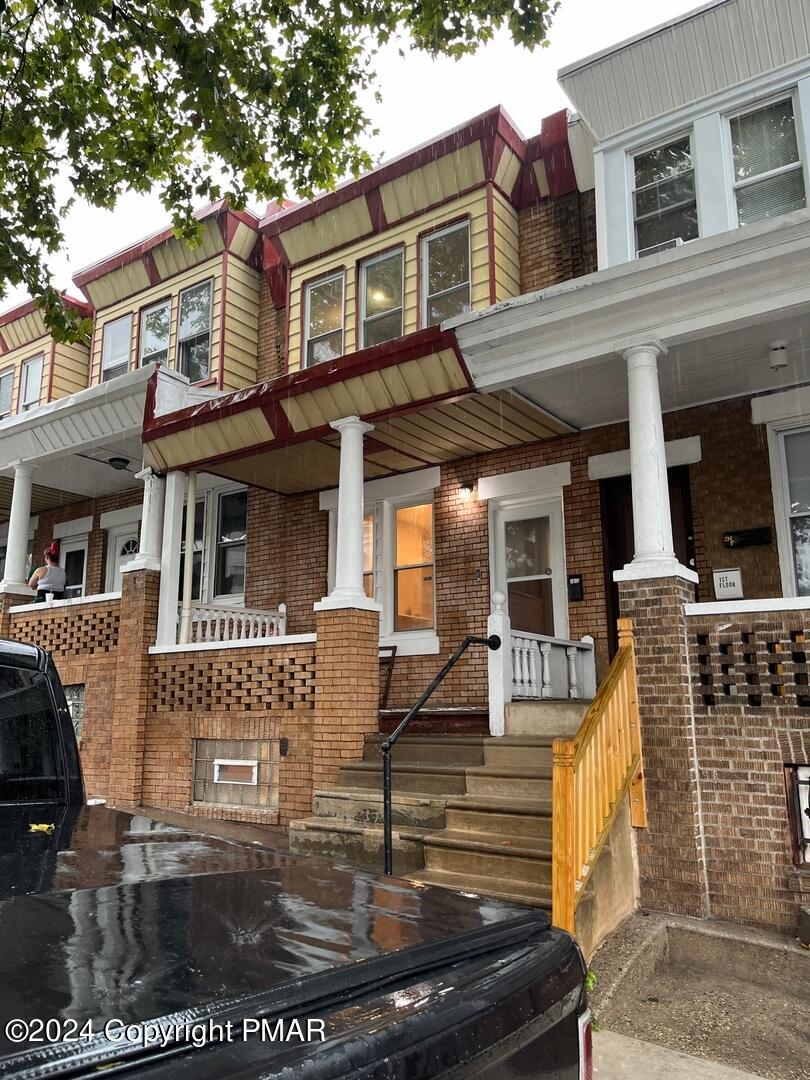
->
[143,327,569,494]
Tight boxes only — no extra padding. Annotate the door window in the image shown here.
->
[106,529,139,592]
[59,540,87,599]
[504,516,555,636]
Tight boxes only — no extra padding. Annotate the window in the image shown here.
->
[63,684,85,740]
[730,97,806,226]
[139,300,171,365]
[787,765,810,865]
[363,514,374,598]
[60,539,87,599]
[361,250,403,347]
[0,368,13,417]
[178,498,205,603]
[20,355,43,411]
[214,489,247,598]
[305,272,344,366]
[192,738,279,810]
[782,427,810,596]
[0,664,63,802]
[422,221,471,326]
[394,502,434,632]
[101,315,132,381]
[633,136,698,255]
[177,280,212,382]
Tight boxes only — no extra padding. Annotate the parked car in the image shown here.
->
[0,638,591,1078]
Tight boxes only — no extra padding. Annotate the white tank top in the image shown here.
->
[38,565,67,592]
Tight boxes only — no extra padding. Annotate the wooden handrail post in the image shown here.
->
[552,737,576,934]
[619,617,648,828]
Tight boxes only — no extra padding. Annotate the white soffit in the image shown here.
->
[558,0,810,141]
[588,437,702,480]
[477,462,571,501]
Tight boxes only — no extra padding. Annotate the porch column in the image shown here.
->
[316,415,379,611]
[178,470,197,644]
[614,341,697,584]
[121,467,165,574]
[0,464,35,595]
[156,471,186,647]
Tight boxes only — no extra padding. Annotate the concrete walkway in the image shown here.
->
[594,1030,766,1080]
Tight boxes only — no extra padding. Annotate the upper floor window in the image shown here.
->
[633,136,698,256]
[20,354,43,411]
[178,280,212,382]
[139,299,171,366]
[361,250,403,348]
[305,272,344,366]
[0,368,13,418]
[422,221,470,326]
[101,314,132,382]
[730,97,806,226]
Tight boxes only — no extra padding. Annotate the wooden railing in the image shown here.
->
[181,602,287,644]
[551,618,647,933]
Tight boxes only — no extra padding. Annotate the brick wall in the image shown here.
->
[519,188,597,294]
[256,276,285,383]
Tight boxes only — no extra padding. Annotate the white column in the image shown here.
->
[614,341,697,584]
[178,470,197,643]
[1,465,36,594]
[315,416,380,612]
[487,590,512,737]
[121,467,166,575]
[156,471,187,646]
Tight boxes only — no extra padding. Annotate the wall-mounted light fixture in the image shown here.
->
[459,483,474,502]
[769,340,789,371]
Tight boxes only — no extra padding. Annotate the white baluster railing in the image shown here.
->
[182,602,287,644]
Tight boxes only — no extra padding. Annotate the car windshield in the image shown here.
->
[0,665,63,802]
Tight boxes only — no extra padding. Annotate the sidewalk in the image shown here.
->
[594,1030,765,1080]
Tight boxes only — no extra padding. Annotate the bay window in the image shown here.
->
[177,280,212,382]
[139,299,171,365]
[0,368,13,418]
[633,135,698,255]
[361,250,403,347]
[305,272,344,366]
[730,96,806,226]
[101,315,132,382]
[422,221,471,326]
[20,354,43,411]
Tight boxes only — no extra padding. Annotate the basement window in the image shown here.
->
[192,738,279,810]
[787,765,810,865]
[633,135,698,256]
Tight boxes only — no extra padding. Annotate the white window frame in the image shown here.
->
[767,419,810,598]
[384,494,436,637]
[139,298,172,366]
[421,220,471,328]
[0,366,13,418]
[177,279,213,382]
[59,536,88,599]
[210,486,248,603]
[213,759,258,785]
[181,478,247,606]
[19,354,43,412]
[101,314,133,382]
[304,270,345,367]
[628,130,698,257]
[360,249,404,348]
[725,90,809,227]
[105,522,140,592]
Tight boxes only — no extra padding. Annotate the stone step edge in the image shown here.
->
[314,788,552,817]
[314,787,445,807]
[289,817,431,842]
[365,734,557,747]
[343,762,553,780]
[407,868,551,907]
[420,830,552,861]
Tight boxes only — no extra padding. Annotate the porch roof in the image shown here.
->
[142,326,568,494]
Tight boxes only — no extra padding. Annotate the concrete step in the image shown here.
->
[505,698,590,738]
[425,828,552,856]
[422,831,551,884]
[339,761,469,796]
[288,817,424,876]
[363,734,485,767]
[379,707,489,735]
[313,787,447,829]
[464,765,552,800]
[483,739,554,769]
[444,802,551,839]
[408,867,551,909]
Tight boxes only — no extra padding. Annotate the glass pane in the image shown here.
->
[363,309,403,348]
[504,517,551,580]
[307,329,343,366]
[394,567,434,631]
[785,430,810,515]
[216,762,255,784]
[791,516,810,597]
[426,284,471,326]
[636,205,699,252]
[363,514,374,598]
[364,253,402,318]
[22,356,43,406]
[634,137,692,189]
[63,548,85,596]
[179,500,205,602]
[634,170,695,218]
[395,503,433,567]
[731,99,800,181]
[735,169,806,225]
[140,302,171,362]
[219,491,247,543]
[215,491,247,596]
[0,372,12,415]
[178,282,212,340]
[215,544,245,596]
[0,666,62,801]
[508,579,554,636]
[0,544,5,578]
[102,316,132,370]
[308,276,343,338]
[426,225,469,296]
[178,332,210,382]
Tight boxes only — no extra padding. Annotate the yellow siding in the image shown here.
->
[494,147,521,197]
[491,190,521,302]
[152,219,224,280]
[281,197,373,266]
[221,258,260,391]
[1,310,47,350]
[84,261,152,311]
[0,336,50,415]
[380,143,486,223]
[90,256,224,387]
[287,188,490,373]
[51,340,91,399]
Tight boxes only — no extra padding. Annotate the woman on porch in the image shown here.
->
[28,546,66,602]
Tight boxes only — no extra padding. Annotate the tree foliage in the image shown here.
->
[0,0,557,338]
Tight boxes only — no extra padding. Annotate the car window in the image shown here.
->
[0,665,63,802]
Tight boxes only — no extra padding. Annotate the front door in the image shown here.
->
[106,528,139,592]
[492,498,568,638]
[601,464,696,656]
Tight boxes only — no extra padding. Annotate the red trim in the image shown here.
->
[486,184,497,306]
[143,253,161,287]
[218,252,228,390]
[354,242,406,350]
[365,188,388,233]
[262,236,288,308]
[538,109,578,198]
[260,398,296,440]
[0,293,92,330]
[0,330,8,354]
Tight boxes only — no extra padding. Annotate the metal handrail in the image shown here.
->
[381,634,501,875]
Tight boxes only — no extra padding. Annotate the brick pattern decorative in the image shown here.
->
[148,646,316,712]
[9,601,120,656]
[694,624,809,709]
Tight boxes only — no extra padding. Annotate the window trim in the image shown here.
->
[59,536,88,599]
[420,218,472,329]
[768,419,810,598]
[0,365,14,418]
[303,269,345,368]
[359,247,405,349]
[19,353,44,412]
[105,522,140,593]
[213,759,258,786]
[176,277,214,383]
[211,487,247,602]
[629,130,699,257]
[387,495,436,635]
[725,90,808,225]
[100,313,133,382]
[138,296,173,367]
